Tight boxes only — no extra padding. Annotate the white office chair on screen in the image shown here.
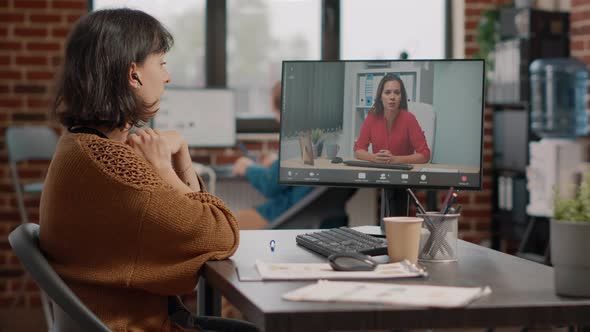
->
[407,101,436,161]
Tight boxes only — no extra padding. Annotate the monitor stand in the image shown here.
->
[380,188,409,233]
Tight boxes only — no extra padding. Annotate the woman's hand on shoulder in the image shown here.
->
[160,130,188,155]
[233,156,254,176]
[127,128,173,172]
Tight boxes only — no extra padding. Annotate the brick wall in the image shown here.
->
[456,0,513,244]
[0,0,87,308]
[571,0,590,88]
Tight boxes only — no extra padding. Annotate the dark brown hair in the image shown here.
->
[53,8,174,130]
[373,74,408,115]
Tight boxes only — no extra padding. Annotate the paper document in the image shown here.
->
[255,260,426,281]
[283,280,492,308]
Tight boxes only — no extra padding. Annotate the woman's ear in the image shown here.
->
[128,63,141,89]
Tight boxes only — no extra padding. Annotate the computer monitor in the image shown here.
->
[278,60,485,216]
[154,88,236,147]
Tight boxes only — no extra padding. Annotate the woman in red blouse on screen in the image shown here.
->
[353,74,431,164]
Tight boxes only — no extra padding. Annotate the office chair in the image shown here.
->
[407,101,436,160]
[267,187,357,229]
[9,223,112,332]
[6,125,59,327]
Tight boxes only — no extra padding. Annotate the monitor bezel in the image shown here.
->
[277,59,486,191]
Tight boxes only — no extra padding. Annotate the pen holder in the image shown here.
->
[416,212,459,262]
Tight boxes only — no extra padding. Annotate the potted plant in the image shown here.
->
[310,128,324,158]
[552,174,590,297]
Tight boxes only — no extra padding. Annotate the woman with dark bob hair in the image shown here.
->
[354,74,430,164]
[40,8,256,332]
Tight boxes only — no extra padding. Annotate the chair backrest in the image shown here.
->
[267,187,357,229]
[8,223,112,332]
[407,102,436,160]
[6,126,59,226]
[6,126,59,163]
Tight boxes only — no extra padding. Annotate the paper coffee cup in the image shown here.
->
[383,216,423,264]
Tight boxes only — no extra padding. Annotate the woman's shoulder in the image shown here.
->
[71,133,164,191]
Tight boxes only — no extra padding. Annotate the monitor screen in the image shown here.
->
[154,88,236,147]
[278,60,485,190]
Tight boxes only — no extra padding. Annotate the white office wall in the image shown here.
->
[431,61,484,166]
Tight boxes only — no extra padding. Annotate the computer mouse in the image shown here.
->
[331,157,343,164]
[328,252,378,271]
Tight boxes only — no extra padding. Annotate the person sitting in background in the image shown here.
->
[232,81,314,229]
[40,8,256,332]
[354,74,430,164]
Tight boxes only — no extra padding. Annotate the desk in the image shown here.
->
[199,230,590,332]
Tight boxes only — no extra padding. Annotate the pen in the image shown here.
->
[454,204,462,214]
[406,188,427,215]
[443,192,458,214]
[238,142,250,157]
[440,187,455,213]
[269,240,276,252]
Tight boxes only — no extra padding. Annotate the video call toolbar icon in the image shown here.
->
[358,173,366,179]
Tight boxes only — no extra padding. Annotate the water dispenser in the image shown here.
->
[530,58,588,138]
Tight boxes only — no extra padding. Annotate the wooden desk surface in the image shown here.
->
[282,158,480,173]
[202,230,590,332]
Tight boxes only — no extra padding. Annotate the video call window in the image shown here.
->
[279,60,485,190]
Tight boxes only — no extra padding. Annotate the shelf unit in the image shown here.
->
[488,8,569,261]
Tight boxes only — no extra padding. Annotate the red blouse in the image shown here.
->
[353,110,431,161]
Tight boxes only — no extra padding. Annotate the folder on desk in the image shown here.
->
[283,280,492,308]
[255,260,426,281]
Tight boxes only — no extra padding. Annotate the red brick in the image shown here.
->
[0,0,8,8]
[29,14,62,23]
[53,1,87,10]
[216,155,240,164]
[571,10,590,22]
[15,56,47,66]
[0,27,7,37]
[14,0,47,9]
[0,56,9,65]
[52,27,70,38]
[51,55,62,66]
[27,98,51,108]
[458,219,472,231]
[26,42,61,51]
[14,85,46,94]
[26,71,55,80]
[0,13,25,23]
[14,28,45,38]
[0,42,22,51]
[241,142,263,151]
[0,98,21,108]
[475,193,492,204]
[12,112,47,122]
[0,85,9,93]
[475,220,491,231]
[462,209,491,218]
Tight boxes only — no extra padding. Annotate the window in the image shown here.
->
[227,0,321,120]
[93,0,206,88]
[340,0,446,60]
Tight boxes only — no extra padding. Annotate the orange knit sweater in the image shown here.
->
[39,133,239,332]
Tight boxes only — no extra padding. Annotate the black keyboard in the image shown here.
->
[296,227,388,257]
[343,160,413,170]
